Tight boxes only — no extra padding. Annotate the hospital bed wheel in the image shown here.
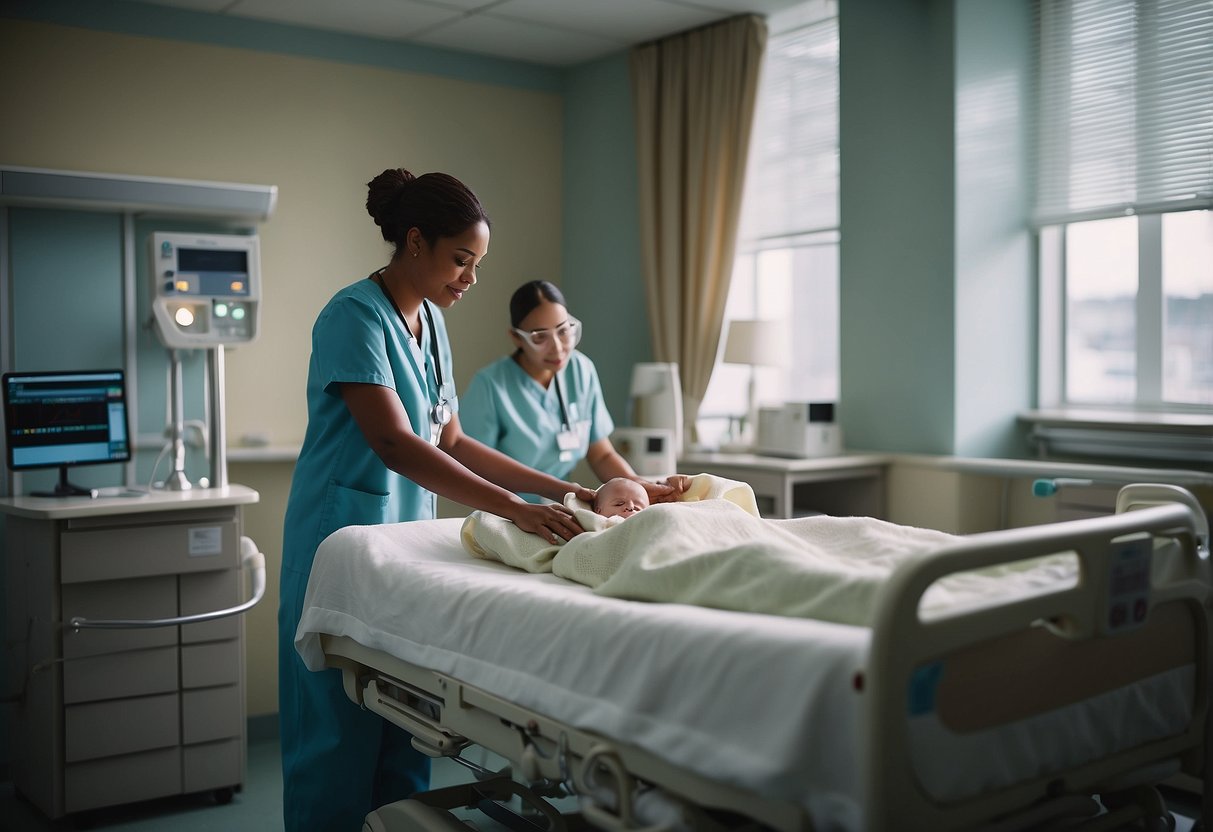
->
[1141,813,1175,832]
[212,786,235,805]
[365,799,472,831]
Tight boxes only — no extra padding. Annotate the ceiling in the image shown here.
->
[136,0,806,67]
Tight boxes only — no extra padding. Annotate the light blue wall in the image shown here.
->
[7,208,129,493]
[839,0,958,454]
[954,0,1034,457]
[560,54,652,422]
[838,0,1035,458]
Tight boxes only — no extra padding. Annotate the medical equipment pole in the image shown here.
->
[165,349,191,491]
[209,345,228,489]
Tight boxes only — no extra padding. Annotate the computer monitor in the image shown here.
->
[2,369,132,497]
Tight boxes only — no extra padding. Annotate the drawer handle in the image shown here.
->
[67,537,266,631]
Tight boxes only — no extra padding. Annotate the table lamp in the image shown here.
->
[722,319,788,448]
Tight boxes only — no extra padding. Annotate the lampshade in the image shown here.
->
[722,320,788,367]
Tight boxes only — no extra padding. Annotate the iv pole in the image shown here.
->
[164,349,191,491]
[163,345,228,491]
[209,345,228,489]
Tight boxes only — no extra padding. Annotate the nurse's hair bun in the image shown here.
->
[366,168,416,235]
[364,166,490,257]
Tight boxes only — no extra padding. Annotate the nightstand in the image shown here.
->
[678,452,889,519]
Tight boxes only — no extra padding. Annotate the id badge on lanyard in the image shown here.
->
[557,427,580,461]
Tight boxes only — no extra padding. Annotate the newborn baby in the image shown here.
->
[592,477,650,518]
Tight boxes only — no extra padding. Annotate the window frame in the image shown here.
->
[1032,0,1213,416]
[700,3,841,445]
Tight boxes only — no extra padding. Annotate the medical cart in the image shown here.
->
[1,486,261,820]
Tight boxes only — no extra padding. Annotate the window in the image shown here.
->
[699,1,840,446]
[1034,0,1213,411]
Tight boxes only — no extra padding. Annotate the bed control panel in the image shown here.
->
[1102,533,1152,636]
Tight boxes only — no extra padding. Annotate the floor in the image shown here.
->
[0,738,1201,831]
[0,738,545,832]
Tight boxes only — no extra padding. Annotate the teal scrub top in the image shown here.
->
[460,351,613,502]
[281,277,457,578]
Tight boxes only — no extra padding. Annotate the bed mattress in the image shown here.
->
[294,517,1194,831]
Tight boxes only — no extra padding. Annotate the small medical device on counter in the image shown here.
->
[628,363,683,453]
[616,363,683,476]
[756,401,843,458]
[612,427,676,478]
[150,231,261,349]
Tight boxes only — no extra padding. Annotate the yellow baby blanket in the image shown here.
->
[460,474,1073,626]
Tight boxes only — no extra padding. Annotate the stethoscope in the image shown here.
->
[372,270,452,445]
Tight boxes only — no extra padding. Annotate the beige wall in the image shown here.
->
[1,19,564,717]
[887,466,1058,534]
[0,19,563,438]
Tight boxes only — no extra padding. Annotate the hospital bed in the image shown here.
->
[294,484,1213,831]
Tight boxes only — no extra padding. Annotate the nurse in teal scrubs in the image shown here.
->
[278,168,593,832]
[461,280,688,502]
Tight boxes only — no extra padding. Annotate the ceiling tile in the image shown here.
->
[666,0,806,14]
[136,0,235,11]
[488,0,721,44]
[412,0,500,9]
[414,12,627,66]
[230,0,460,40]
[126,0,824,66]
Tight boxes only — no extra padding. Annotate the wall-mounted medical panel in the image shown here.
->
[149,231,261,348]
[0,166,277,224]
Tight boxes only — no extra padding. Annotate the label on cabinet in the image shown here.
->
[188,526,224,556]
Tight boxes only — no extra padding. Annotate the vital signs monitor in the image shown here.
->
[151,232,261,348]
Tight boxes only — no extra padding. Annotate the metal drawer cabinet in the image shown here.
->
[1,492,260,821]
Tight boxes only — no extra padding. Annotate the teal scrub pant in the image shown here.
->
[279,566,430,831]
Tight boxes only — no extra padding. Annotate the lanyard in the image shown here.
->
[553,371,572,431]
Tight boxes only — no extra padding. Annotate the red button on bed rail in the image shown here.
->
[852,671,864,692]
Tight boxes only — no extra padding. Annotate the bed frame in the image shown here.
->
[320,493,1212,832]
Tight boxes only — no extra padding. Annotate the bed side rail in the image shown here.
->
[879,502,1205,649]
[1118,483,1210,560]
[865,501,1211,832]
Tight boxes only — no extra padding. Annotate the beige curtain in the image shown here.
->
[630,14,767,444]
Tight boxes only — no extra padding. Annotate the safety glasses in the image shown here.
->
[512,316,582,350]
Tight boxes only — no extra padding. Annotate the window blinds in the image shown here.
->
[737,14,839,246]
[1032,0,1213,226]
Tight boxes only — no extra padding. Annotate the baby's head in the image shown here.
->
[593,478,650,519]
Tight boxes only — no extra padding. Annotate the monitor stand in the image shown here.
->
[31,465,98,498]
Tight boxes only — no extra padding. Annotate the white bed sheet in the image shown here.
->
[295,517,1194,831]
[297,518,870,828]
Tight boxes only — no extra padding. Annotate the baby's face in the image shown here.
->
[594,479,650,518]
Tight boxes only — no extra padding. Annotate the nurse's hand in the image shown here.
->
[567,483,597,504]
[641,475,691,504]
[510,502,585,544]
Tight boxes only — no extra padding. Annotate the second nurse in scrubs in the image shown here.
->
[461,280,687,502]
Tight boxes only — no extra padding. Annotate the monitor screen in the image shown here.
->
[3,369,132,472]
